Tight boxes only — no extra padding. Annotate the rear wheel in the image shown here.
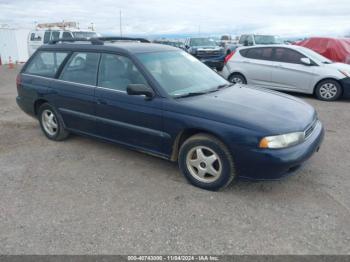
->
[315,79,342,101]
[178,134,236,191]
[228,73,247,85]
[38,103,69,141]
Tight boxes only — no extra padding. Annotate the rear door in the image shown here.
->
[239,47,274,87]
[52,51,100,134]
[94,53,164,155]
[269,47,315,92]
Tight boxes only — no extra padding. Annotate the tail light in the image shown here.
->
[16,74,21,86]
[224,51,235,65]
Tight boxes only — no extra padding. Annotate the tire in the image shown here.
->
[38,103,69,141]
[178,133,236,191]
[315,79,342,101]
[228,73,247,85]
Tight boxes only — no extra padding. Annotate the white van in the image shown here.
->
[28,22,100,56]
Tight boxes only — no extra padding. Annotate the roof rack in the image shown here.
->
[98,37,151,43]
[48,36,151,45]
[48,38,103,45]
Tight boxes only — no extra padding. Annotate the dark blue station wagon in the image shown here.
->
[16,38,324,190]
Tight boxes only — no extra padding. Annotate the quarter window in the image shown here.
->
[98,54,148,91]
[24,51,69,77]
[59,52,100,86]
[273,48,306,64]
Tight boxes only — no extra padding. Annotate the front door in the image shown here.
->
[270,47,315,92]
[94,53,164,156]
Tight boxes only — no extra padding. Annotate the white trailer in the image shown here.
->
[0,27,29,65]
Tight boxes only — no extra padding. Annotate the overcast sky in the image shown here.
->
[1,0,349,37]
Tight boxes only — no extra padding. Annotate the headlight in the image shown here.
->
[259,132,305,149]
[339,70,350,78]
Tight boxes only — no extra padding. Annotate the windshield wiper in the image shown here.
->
[216,83,234,89]
[174,91,208,99]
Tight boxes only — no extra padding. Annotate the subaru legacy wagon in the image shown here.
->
[16,38,324,191]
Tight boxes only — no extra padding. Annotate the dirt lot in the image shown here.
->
[0,65,350,255]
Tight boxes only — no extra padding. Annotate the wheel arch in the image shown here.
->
[34,98,48,116]
[313,77,343,95]
[228,72,247,83]
[170,128,227,161]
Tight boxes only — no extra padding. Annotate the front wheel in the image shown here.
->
[315,80,342,101]
[178,134,236,191]
[228,73,247,85]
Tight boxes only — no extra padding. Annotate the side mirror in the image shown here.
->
[127,84,155,100]
[300,57,312,66]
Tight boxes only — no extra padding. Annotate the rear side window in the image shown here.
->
[24,51,69,77]
[51,31,60,41]
[273,48,306,64]
[98,54,148,91]
[59,52,100,86]
[240,47,273,60]
[43,31,51,44]
[62,32,73,39]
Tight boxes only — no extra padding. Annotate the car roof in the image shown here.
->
[238,44,303,50]
[38,42,179,54]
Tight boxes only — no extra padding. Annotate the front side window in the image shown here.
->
[98,54,148,92]
[137,51,228,97]
[24,51,69,77]
[30,32,42,41]
[273,48,306,64]
[59,52,100,85]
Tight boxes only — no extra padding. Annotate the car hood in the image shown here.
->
[173,85,316,135]
[193,46,222,50]
[326,62,350,71]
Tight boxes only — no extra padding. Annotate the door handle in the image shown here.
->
[97,99,107,105]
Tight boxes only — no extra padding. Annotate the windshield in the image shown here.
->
[299,47,333,64]
[254,35,283,45]
[137,51,229,97]
[72,32,98,38]
[190,38,217,47]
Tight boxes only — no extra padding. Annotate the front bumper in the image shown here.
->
[196,55,225,70]
[235,120,325,180]
[340,77,350,98]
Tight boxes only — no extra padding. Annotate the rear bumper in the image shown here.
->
[16,96,35,117]
[235,120,325,180]
[340,77,350,98]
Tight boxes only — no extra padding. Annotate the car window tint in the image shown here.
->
[98,54,148,91]
[62,32,73,39]
[245,48,263,59]
[260,47,273,60]
[43,31,51,44]
[60,52,100,85]
[273,48,306,64]
[24,51,69,77]
[51,31,60,41]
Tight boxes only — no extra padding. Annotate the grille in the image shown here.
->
[304,119,318,139]
[197,50,221,57]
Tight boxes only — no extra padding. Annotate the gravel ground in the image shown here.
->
[0,65,350,255]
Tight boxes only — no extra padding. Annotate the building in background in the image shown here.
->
[0,25,29,65]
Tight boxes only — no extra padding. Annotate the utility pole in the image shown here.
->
[120,9,122,37]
